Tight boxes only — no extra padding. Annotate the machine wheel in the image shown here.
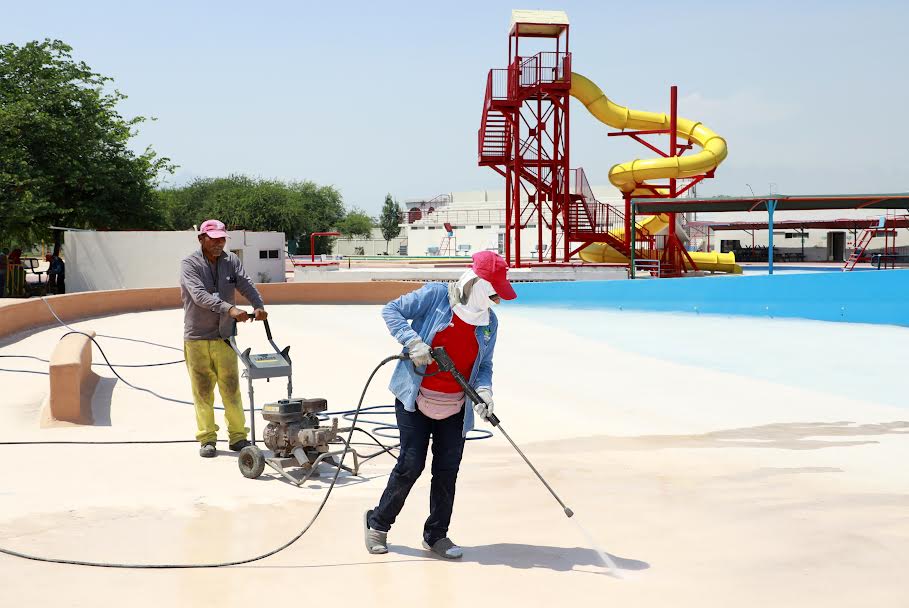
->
[238,445,266,479]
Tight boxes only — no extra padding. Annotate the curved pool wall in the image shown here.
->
[512,269,909,327]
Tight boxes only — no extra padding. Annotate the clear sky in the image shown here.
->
[3,0,908,214]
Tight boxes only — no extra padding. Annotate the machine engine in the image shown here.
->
[261,398,337,458]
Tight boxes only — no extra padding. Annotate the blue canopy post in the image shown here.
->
[766,199,778,274]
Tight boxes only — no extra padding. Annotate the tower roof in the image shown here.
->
[509,9,569,37]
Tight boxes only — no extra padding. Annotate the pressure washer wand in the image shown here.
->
[426,347,574,519]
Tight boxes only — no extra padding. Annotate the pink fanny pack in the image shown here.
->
[416,387,464,420]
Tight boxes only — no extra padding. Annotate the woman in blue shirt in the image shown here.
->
[364,251,516,559]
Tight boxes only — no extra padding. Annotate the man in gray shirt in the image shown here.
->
[180,219,267,458]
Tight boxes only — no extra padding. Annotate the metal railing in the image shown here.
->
[871,253,909,269]
[479,112,508,158]
[631,258,661,277]
[404,208,507,226]
[403,205,569,229]
[479,53,570,162]
[567,168,626,238]
[634,233,665,260]
[489,68,511,100]
[478,70,512,161]
[404,193,451,206]
[516,52,571,89]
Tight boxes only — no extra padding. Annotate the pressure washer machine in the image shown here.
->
[229,317,363,486]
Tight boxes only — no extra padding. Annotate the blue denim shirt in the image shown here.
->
[383,282,498,437]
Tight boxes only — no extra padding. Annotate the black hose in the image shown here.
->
[351,426,400,460]
[0,439,219,445]
[39,296,184,354]
[0,354,402,569]
[0,354,183,368]
[58,331,193,406]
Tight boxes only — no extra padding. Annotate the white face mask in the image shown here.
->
[452,269,496,326]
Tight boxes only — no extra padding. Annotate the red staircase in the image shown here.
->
[567,168,629,256]
[843,227,875,271]
[843,217,898,271]
[478,69,514,166]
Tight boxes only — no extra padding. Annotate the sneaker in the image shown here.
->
[364,510,388,555]
[229,439,251,451]
[199,442,217,458]
[422,537,463,559]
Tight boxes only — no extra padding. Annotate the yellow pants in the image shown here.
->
[184,340,249,444]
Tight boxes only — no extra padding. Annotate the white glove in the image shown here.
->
[406,339,433,367]
[474,388,494,420]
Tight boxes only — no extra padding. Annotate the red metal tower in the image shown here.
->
[479,14,633,269]
[478,16,572,268]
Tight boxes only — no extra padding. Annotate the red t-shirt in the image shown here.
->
[421,314,479,394]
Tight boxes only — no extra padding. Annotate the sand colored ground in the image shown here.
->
[1,304,908,607]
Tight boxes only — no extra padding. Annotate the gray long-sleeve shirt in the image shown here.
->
[180,249,265,340]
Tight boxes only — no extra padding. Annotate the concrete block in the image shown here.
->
[48,330,99,424]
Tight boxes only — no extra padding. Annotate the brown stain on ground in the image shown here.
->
[530,421,909,452]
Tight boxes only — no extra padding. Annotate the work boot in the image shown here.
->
[229,439,251,451]
[199,442,217,458]
[364,510,388,555]
[423,537,463,559]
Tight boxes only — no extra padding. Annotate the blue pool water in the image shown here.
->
[513,270,909,327]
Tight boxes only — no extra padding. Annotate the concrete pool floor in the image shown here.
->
[1,305,907,607]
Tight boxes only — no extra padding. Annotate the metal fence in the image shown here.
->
[516,52,571,88]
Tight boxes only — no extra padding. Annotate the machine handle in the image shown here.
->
[262,318,273,341]
[231,312,284,360]
[231,310,266,324]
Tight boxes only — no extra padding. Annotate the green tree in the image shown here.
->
[0,39,174,249]
[156,176,346,256]
[379,193,402,253]
[338,209,374,239]
[286,180,345,255]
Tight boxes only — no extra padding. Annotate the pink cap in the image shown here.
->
[198,219,228,239]
[471,251,516,300]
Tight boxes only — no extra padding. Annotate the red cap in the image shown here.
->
[471,251,516,300]
[198,219,228,239]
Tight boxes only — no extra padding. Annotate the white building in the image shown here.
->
[401,186,624,258]
[66,229,286,292]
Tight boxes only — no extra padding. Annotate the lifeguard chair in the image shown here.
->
[438,222,457,256]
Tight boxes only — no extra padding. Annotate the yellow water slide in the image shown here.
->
[570,72,739,273]
[570,73,728,195]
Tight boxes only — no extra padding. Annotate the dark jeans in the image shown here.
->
[47,273,65,294]
[369,399,466,546]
